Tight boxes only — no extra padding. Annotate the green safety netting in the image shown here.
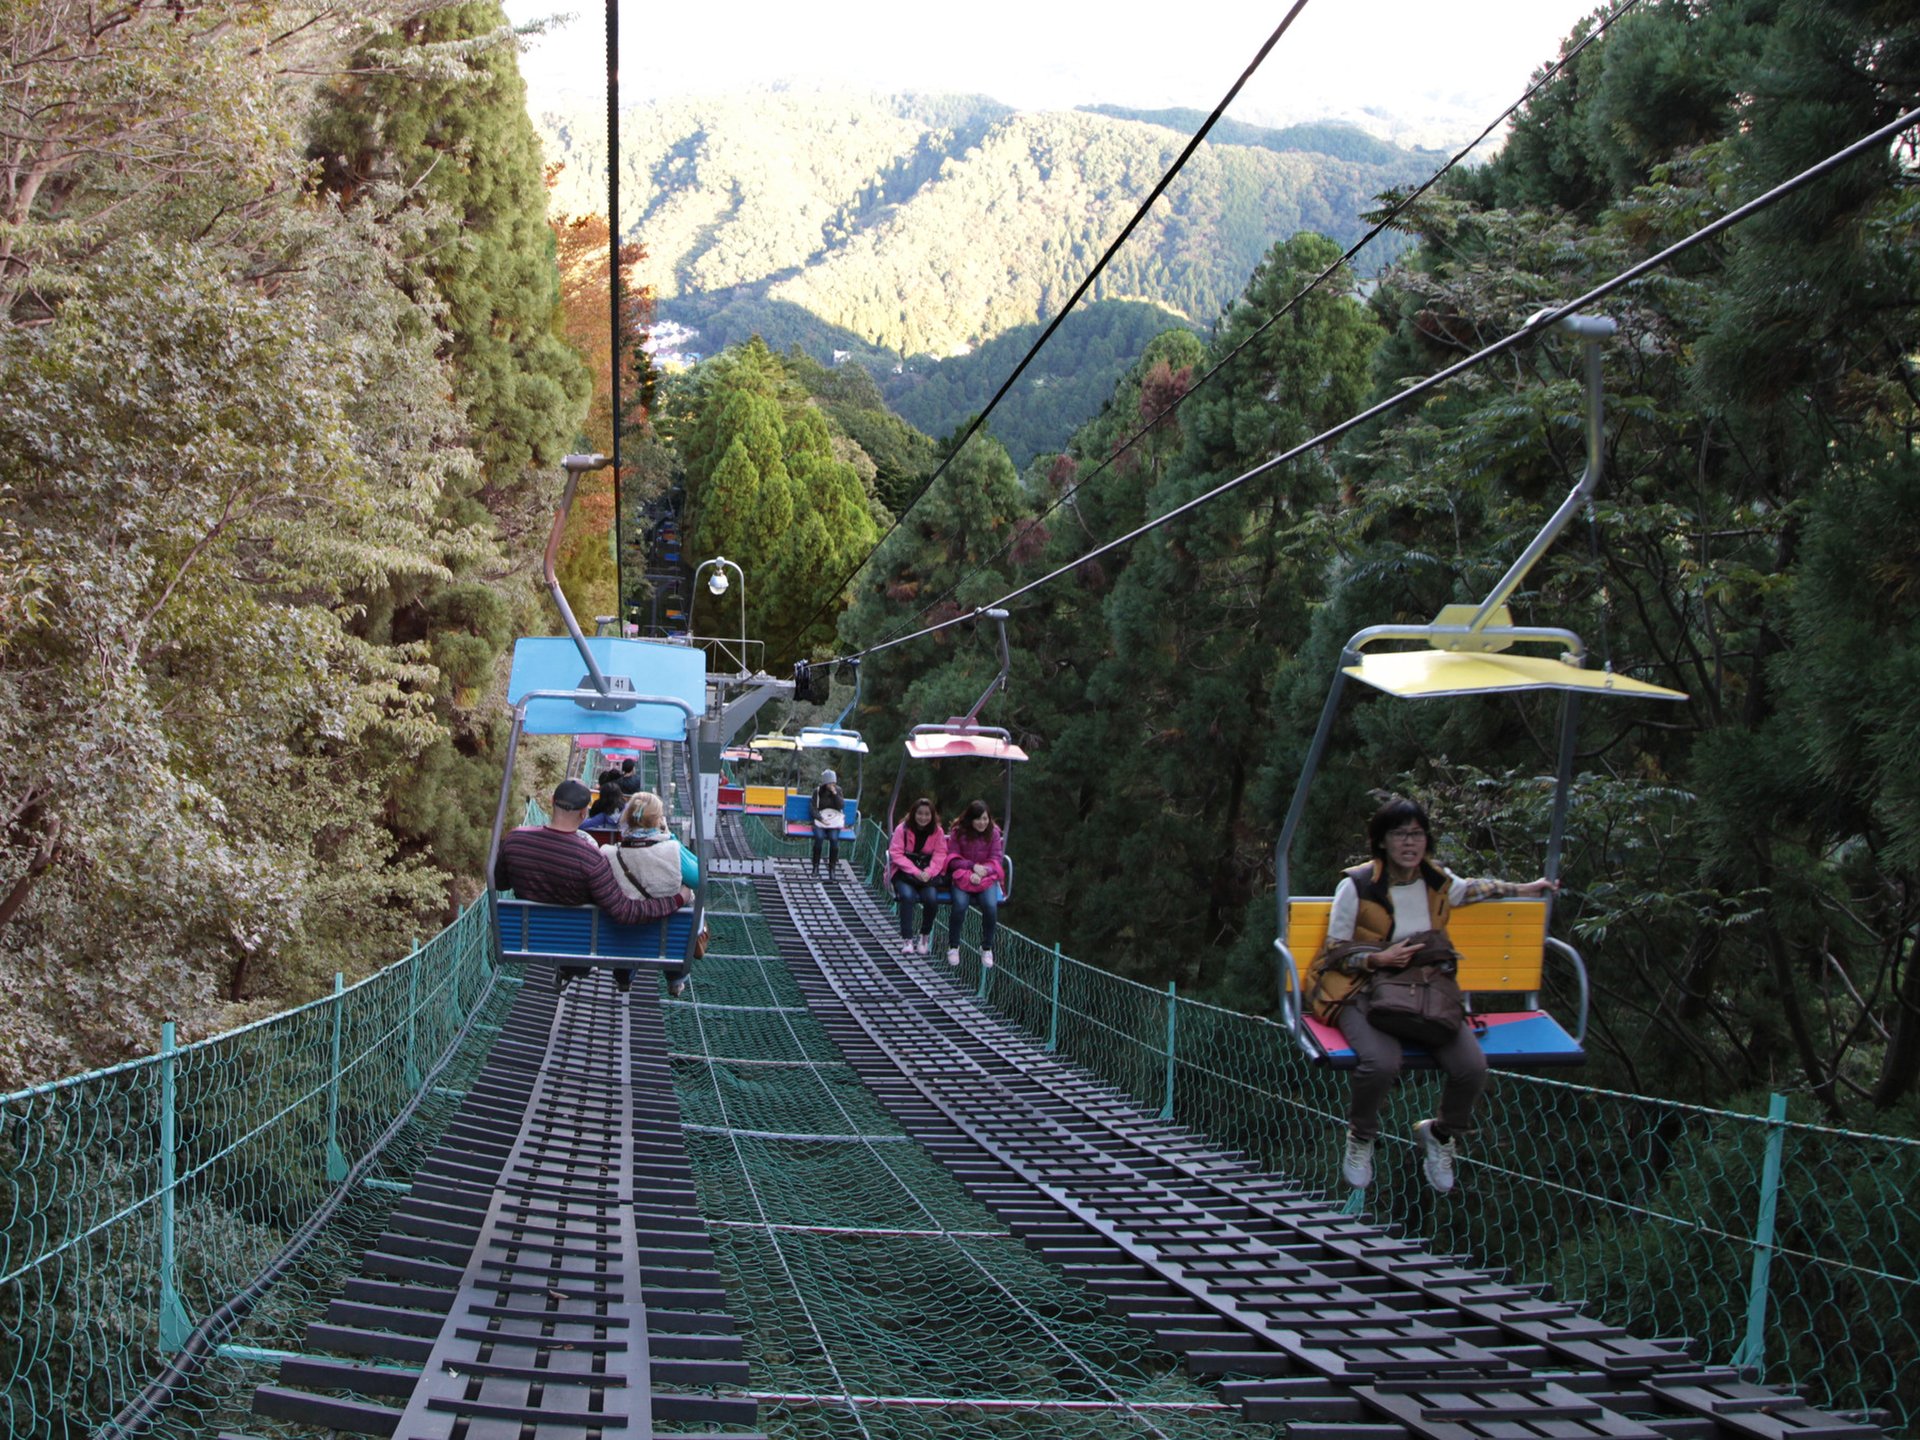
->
[741,814,1919,1434]
[3,816,1914,1439]
[0,897,512,1440]
[668,874,1277,1440]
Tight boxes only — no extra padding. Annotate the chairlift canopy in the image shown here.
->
[797,727,870,755]
[507,637,706,740]
[904,727,1030,763]
[1347,649,1687,702]
[574,733,658,753]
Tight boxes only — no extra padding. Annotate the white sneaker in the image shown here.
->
[980,948,995,969]
[946,947,960,967]
[1341,1133,1375,1189]
[1414,1119,1457,1193]
[916,935,931,956]
[900,938,917,957]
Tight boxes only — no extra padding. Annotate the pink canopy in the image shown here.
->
[575,734,658,753]
[904,732,1029,763]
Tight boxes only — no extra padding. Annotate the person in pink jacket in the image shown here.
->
[887,797,949,958]
[944,799,1006,969]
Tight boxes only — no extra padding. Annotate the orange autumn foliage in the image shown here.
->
[550,204,655,623]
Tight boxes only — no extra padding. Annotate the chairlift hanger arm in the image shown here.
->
[833,658,862,731]
[545,454,612,694]
[959,608,1012,726]
[1345,623,1586,664]
[1468,315,1614,635]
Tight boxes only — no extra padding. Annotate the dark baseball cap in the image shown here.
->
[552,779,593,811]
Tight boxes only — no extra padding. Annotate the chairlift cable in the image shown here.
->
[840,102,1920,665]
[607,0,625,616]
[856,0,1647,662]
[768,0,1317,667]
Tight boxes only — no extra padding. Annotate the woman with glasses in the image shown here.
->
[1313,797,1558,1195]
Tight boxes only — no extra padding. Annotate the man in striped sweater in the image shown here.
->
[495,779,687,991]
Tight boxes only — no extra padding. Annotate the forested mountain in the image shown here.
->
[876,301,1183,466]
[534,89,1435,450]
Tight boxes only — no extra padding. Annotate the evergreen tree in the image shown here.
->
[308,1,589,504]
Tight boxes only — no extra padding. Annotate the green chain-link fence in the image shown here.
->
[0,896,508,1440]
[748,814,1918,1434]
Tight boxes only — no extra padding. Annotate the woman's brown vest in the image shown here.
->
[1344,858,1452,943]
[1304,859,1452,1021]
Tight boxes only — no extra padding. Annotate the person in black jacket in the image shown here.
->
[811,768,845,878]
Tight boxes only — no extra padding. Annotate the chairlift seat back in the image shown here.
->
[785,793,859,838]
[1281,898,1583,1069]
[717,783,745,812]
[743,784,787,815]
[497,897,695,969]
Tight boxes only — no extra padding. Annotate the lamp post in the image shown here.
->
[690,556,747,676]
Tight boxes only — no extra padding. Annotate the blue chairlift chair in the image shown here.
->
[485,454,711,994]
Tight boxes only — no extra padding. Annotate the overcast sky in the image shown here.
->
[506,1,1608,144]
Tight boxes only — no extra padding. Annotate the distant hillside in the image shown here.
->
[1078,105,1440,166]
[875,300,1188,467]
[537,91,1427,351]
[534,88,1430,458]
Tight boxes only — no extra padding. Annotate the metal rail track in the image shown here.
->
[756,858,1883,1440]
[218,961,758,1440]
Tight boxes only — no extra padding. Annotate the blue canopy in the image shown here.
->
[507,637,707,741]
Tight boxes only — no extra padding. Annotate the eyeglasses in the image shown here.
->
[1385,827,1428,841]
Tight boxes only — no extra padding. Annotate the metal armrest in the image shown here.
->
[1542,936,1590,1042]
[1273,939,1304,1034]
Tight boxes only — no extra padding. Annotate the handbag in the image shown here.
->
[815,808,845,830]
[1361,931,1467,1046]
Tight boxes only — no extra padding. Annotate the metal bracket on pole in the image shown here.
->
[403,941,423,1092]
[1047,945,1063,1052]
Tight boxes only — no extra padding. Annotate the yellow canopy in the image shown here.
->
[1346,649,1687,701]
[750,734,800,752]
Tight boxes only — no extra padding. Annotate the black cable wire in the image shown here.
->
[768,0,1315,667]
[607,0,624,620]
[843,102,1920,664]
[856,0,1644,661]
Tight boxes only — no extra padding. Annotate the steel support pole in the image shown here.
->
[1046,944,1063,1052]
[1733,1092,1790,1373]
[157,1021,191,1351]
[1160,982,1177,1120]
[324,972,348,1182]
[403,941,422,1092]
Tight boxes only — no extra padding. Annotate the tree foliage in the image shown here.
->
[838,0,1920,1127]
[0,0,578,1088]
[660,338,884,655]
